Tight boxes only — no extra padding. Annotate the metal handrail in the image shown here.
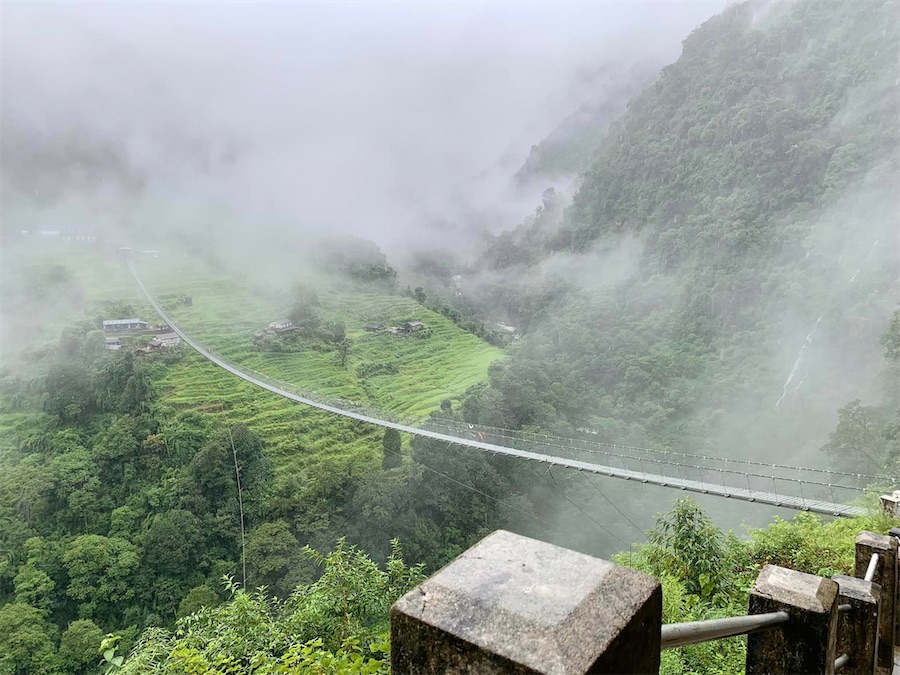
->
[661,611,789,649]
[656,542,882,665]
[865,553,880,582]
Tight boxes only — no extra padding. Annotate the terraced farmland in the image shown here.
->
[154,351,385,477]
[138,259,502,419]
[3,245,502,474]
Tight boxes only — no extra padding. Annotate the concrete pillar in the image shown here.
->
[833,574,880,674]
[881,493,900,518]
[390,530,662,674]
[746,565,839,675]
[856,532,898,674]
[888,527,900,647]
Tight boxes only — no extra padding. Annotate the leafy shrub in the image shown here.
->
[117,540,422,673]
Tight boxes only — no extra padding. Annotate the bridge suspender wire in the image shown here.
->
[129,263,868,519]
[580,473,646,538]
[423,420,870,497]
[535,465,629,548]
[424,419,888,485]
[418,461,559,531]
[431,438,632,546]
[428,419,890,483]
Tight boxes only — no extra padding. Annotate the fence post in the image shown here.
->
[855,532,897,674]
[832,574,881,674]
[889,527,900,648]
[391,530,662,674]
[746,565,839,675]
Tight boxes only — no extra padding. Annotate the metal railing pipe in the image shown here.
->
[864,553,880,582]
[660,611,789,650]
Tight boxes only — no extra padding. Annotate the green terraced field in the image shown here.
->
[138,258,502,420]
[154,351,385,477]
[3,244,502,473]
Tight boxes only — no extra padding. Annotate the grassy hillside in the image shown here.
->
[138,262,500,418]
[1,242,502,477]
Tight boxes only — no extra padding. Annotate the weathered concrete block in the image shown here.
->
[833,574,880,674]
[856,531,897,674]
[746,565,838,675]
[888,527,900,646]
[390,530,662,674]
[881,493,900,518]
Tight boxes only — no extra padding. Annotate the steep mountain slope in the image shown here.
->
[514,58,661,186]
[461,0,899,465]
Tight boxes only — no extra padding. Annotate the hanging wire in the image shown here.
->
[535,466,630,548]
[581,473,646,538]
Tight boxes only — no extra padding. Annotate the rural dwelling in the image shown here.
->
[267,320,294,333]
[154,332,181,347]
[405,321,425,332]
[103,319,149,332]
[105,337,122,350]
[61,228,98,242]
[364,324,384,332]
[138,332,182,353]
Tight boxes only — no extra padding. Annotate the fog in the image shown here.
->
[2,1,723,252]
[1,4,898,640]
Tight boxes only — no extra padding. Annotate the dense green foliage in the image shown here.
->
[0,244,507,672]
[114,539,422,674]
[440,0,898,468]
[514,61,660,184]
[615,498,896,675]
[112,497,896,675]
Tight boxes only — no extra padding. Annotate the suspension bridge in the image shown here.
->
[130,263,880,518]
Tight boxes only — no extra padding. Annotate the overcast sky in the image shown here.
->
[2,1,724,248]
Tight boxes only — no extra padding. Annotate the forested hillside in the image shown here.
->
[452,0,898,466]
[513,58,661,186]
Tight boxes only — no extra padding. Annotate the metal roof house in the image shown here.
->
[154,332,181,347]
[405,321,425,332]
[103,319,149,332]
[267,320,295,333]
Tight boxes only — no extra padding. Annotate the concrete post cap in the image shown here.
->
[391,530,661,674]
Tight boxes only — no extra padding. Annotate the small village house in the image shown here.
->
[267,320,294,334]
[405,321,425,332]
[154,332,181,347]
[103,319,149,332]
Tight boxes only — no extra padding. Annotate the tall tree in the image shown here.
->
[382,429,402,469]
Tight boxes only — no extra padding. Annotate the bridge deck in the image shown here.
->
[130,264,865,519]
